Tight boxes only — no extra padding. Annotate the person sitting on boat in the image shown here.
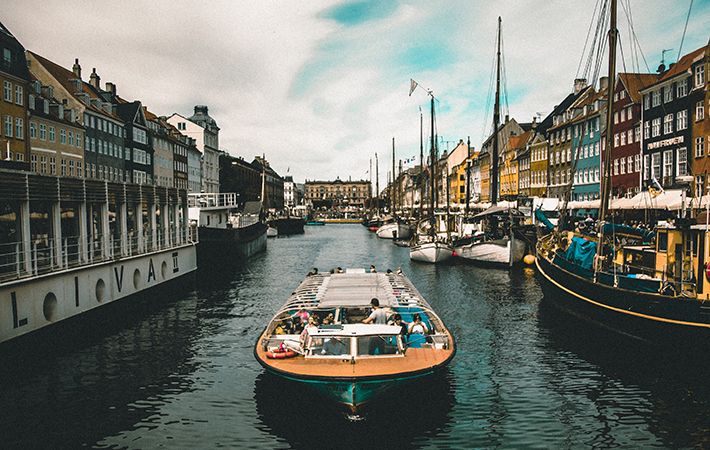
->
[336,267,343,273]
[322,312,335,325]
[274,320,289,335]
[290,316,304,334]
[294,309,310,323]
[396,267,403,276]
[363,298,387,324]
[322,337,347,355]
[408,313,429,335]
[388,313,408,336]
[368,265,376,273]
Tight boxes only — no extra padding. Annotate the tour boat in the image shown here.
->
[253,269,456,411]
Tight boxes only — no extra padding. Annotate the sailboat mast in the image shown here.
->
[430,95,436,220]
[419,111,424,218]
[491,16,501,206]
[599,0,617,224]
[376,153,379,216]
[392,137,396,214]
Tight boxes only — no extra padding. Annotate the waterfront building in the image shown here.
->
[115,100,153,185]
[547,80,595,200]
[570,84,604,202]
[252,156,284,211]
[304,178,370,209]
[1,21,31,169]
[529,134,549,197]
[167,106,219,194]
[611,73,657,198]
[446,139,472,205]
[478,116,526,203]
[515,130,533,199]
[26,72,84,177]
[187,142,202,194]
[219,152,261,204]
[26,53,126,182]
[145,110,189,190]
[284,175,299,208]
[691,43,710,197]
[639,45,706,190]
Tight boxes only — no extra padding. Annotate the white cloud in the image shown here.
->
[4,0,709,191]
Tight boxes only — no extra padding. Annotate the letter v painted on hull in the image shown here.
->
[114,266,124,292]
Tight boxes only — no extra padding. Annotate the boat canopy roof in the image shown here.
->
[318,273,398,308]
[473,205,524,219]
[307,324,399,337]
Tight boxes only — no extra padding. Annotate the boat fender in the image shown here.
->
[266,344,298,359]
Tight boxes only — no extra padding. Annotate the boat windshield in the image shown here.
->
[307,337,352,356]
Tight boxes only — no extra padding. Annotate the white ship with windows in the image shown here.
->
[0,168,197,344]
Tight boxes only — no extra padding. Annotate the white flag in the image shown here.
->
[409,79,418,96]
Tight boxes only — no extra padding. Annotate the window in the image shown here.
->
[614,159,619,175]
[652,90,661,107]
[663,150,673,177]
[644,154,651,179]
[30,122,37,139]
[620,158,626,174]
[696,65,706,87]
[76,133,81,148]
[30,154,37,172]
[39,124,46,140]
[696,137,705,158]
[614,112,619,124]
[14,85,23,105]
[664,114,673,134]
[698,101,705,121]
[627,107,633,120]
[15,118,23,139]
[620,109,626,122]
[628,130,633,144]
[3,81,11,101]
[77,161,82,178]
[50,156,56,175]
[40,155,47,173]
[68,131,74,146]
[614,133,619,147]
[635,154,641,172]
[677,110,688,130]
[4,115,12,137]
[69,160,75,176]
[628,156,634,172]
[49,126,55,142]
[652,118,661,137]
[652,153,661,179]
[677,148,688,176]
[60,129,66,144]
[620,132,626,146]
[644,94,650,110]
[61,158,67,176]
[678,79,688,97]
[635,126,641,143]
[664,86,673,103]
[644,121,650,139]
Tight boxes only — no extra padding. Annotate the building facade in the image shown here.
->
[304,178,370,209]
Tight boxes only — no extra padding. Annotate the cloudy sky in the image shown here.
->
[4,0,710,189]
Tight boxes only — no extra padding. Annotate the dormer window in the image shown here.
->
[34,81,41,93]
[29,94,35,110]
[44,99,49,114]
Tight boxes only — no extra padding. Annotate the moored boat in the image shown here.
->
[253,269,456,411]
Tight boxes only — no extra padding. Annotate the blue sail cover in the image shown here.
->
[565,236,597,270]
[535,209,555,230]
[601,223,653,242]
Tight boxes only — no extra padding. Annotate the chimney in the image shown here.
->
[105,82,116,97]
[505,114,509,123]
[89,68,100,89]
[73,59,82,79]
[574,78,587,95]
[599,76,609,93]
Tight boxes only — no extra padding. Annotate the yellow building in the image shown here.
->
[305,178,371,209]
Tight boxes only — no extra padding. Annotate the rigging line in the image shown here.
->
[582,0,608,81]
[677,0,694,62]
[577,0,605,78]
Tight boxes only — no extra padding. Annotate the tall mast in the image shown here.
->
[491,16,501,206]
[596,0,617,267]
[376,153,379,216]
[430,94,436,223]
[419,110,424,219]
[599,0,617,223]
[392,137,396,215]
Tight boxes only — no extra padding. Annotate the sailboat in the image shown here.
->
[377,138,411,240]
[410,91,454,263]
[535,0,710,348]
[454,17,526,266]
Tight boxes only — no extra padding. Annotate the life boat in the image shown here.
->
[266,345,298,359]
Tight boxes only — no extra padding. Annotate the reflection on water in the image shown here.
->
[254,369,455,450]
[2,225,710,448]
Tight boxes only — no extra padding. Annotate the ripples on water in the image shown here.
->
[2,224,710,449]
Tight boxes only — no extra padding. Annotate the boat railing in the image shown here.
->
[188,192,238,208]
[0,227,195,284]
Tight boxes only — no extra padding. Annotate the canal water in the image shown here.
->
[2,224,710,449]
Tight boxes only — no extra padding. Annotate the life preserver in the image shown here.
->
[266,349,297,359]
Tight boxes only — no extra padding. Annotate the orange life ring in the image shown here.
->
[266,349,297,359]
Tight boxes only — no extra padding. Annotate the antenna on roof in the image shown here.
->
[658,48,673,73]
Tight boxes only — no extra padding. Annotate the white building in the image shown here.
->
[167,105,220,193]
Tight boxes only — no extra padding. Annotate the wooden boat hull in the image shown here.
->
[535,241,710,347]
[376,222,411,240]
[455,236,526,265]
[410,241,453,263]
[255,349,452,409]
